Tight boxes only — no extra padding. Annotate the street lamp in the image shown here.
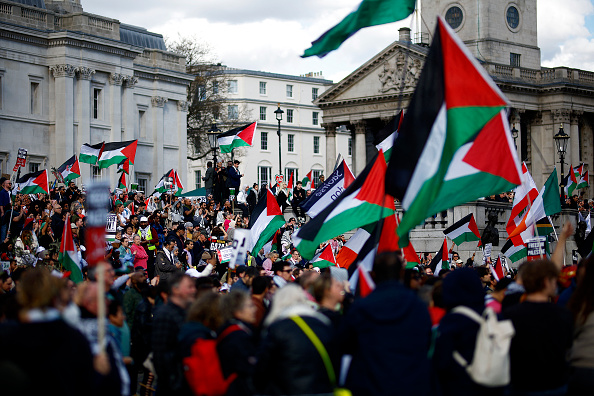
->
[274,104,284,176]
[511,124,519,150]
[207,123,221,166]
[553,123,570,198]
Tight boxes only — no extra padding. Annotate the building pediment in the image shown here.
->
[316,41,428,107]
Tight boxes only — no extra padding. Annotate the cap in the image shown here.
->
[115,200,123,206]
[455,259,464,264]
[139,216,149,222]
[184,222,194,228]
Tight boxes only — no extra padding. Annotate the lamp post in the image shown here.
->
[207,123,221,166]
[511,124,519,151]
[553,124,570,199]
[274,104,284,176]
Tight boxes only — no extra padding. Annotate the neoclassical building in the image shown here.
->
[317,0,594,197]
[0,0,193,192]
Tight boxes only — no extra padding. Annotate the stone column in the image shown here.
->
[177,100,189,187]
[528,111,547,187]
[50,64,76,169]
[570,110,583,166]
[151,96,168,185]
[108,73,125,186]
[353,120,367,176]
[322,123,336,175]
[75,66,95,182]
[123,76,138,179]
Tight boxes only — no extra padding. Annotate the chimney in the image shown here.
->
[399,27,411,43]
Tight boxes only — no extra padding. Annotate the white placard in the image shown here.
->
[482,243,492,264]
[1,261,10,273]
[217,246,234,264]
[229,228,251,269]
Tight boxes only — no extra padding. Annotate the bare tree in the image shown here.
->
[165,35,252,161]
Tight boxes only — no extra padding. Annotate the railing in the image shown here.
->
[88,16,113,31]
[21,7,46,23]
[0,3,11,15]
[494,65,513,77]
[520,68,538,81]
[578,70,594,84]
[540,69,556,80]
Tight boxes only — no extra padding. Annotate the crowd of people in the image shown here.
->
[1,171,594,396]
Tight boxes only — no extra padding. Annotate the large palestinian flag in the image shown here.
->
[247,188,285,255]
[311,244,338,268]
[384,17,521,247]
[293,151,395,259]
[79,142,105,164]
[218,122,256,153]
[300,160,355,217]
[14,170,49,195]
[374,109,403,162]
[59,214,83,283]
[56,155,81,183]
[443,213,481,247]
[97,140,138,168]
[153,169,184,195]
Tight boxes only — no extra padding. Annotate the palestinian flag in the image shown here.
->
[302,170,315,190]
[79,142,105,164]
[509,168,562,239]
[218,122,257,153]
[56,155,81,183]
[374,110,403,162]
[117,172,127,190]
[117,158,130,175]
[293,151,395,259]
[302,0,415,58]
[430,238,449,276]
[154,169,184,195]
[385,17,521,247]
[311,244,338,268]
[507,162,538,237]
[97,140,138,168]
[286,171,294,202]
[566,164,581,196]
[14,170,49,195]
[336,227,371,269]
[247,188,285,255]
[443,213,481,247]
[300,160,355,217]
[501,239,527,263]
[357,266,376,298]
[377,213,420,269]
[59,214,83,283]
[577,170,589,190]
[402,242,420,269]
[490,255,505,281]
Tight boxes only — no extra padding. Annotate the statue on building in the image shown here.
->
[481,212,500,246]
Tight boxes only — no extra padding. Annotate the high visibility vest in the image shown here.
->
[138,228,156,250]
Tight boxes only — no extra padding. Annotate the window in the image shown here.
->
[197,85,206,101]
[213,81,219,94]
[258,166,271,186]
[285,168,298,183]
[31,82,41,115]
[0,75,3,109]
[29,162,40,173]
[510,53,521,68]
[138,110,146,138]
[228,105,239,119]
[287,109,294,123]
[93,88,101,119]
[348,137,352,156]
[312,87,319,100]
[445,6,463,29]
[137,177,148,193]
[227,80,238,94]
[312,170,323,188]
[506,6,520,29]
[195,170,202,188]
[287,134,295,152]
[261,131,268,150]
[286,84,293,98]
[259,81,267,95]
[312,111,319,126]
[313,136,320,154]
[260,106,267,121]
[92,166,102,180]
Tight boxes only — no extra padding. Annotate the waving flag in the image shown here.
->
[443,213,481,247]
[501,239,527,263]
[385,17,521,247]
[59,214,83,283]
[302,0,416,58]
[336,227,372,269]
[374,110,403,162]
[117,172,127,190]
[117,158,130,175]
[14,170,49,195]
[566,164,581,197]
[247,189,285,255]
[577,170,589,190]
[311,244,338,268]
[430,238,449,276]
[97,140,138,168]
[293,151,395,259]
[507,162,538,237]
[218,122,256,153]
[154,169,184,195]
[300,160,355,217]
[79,142,105,164]
[302,170,315,191]
[56,155,81,183]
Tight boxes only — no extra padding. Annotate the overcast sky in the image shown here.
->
[82,0,594,83]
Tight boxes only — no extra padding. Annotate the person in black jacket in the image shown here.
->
[291,181,306,220]
[247,184,259,214]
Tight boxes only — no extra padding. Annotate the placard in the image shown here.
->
[13,148,27,171]
[526,237,547,261]
[275,174,284,185]
[106,213,117,241]
[1,261,10,273]
[229,228,251,269]
[217,246,233,264]
[482,243,492,264]
[209,237,226,251]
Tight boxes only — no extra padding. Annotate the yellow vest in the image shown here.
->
[138,228,156,250]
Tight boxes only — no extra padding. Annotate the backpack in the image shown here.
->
[451,306,515,387]
[183,324,241,396]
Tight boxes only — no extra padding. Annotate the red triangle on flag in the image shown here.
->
[463,113,521,185]
[237,122,256,146]
[468,214,482,247]
[266,189,283,217]
[378,214,399,253]
[343,161,355,188]
[71,157,81,176]
[355,150,396,210]
[60,214,76,253]
[319,244,337,265]
[494,256,505,280]
[121,140,138,165]
[358,266,376,297]
[33,170,49,194]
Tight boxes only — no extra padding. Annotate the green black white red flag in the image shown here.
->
[501,239,527,263]
[117,158,130,175]
[443,213,481,247]
[374,110,403,162]
[97,140,138,169]
[385,17,522,247]
[311,244,338,269]
[14,170,49,195]
[153,169,184,195]
[217,122,256,153]
[59,213,83,283]
[57,155,81,183]
[79,142,105,164]
[430,238,449,276]
[247,188,285,255]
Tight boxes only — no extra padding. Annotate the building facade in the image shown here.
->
[0,0,193,192]
[315,0,593,261]
[188,69,340,191]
